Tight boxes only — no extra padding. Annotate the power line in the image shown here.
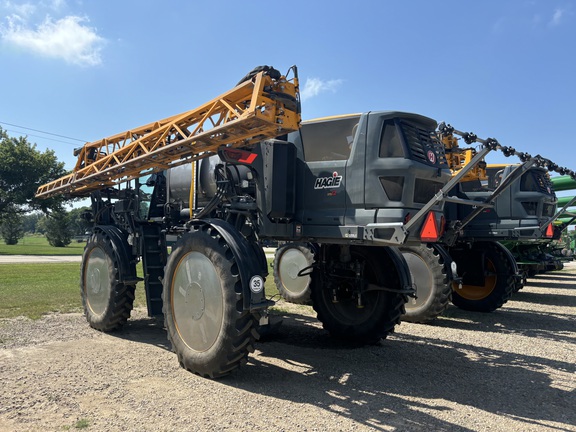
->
[0,121,87,143]
[3,129,81,146]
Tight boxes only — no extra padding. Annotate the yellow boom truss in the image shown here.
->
[36,68,300,198]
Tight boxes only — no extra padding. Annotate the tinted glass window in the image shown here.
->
[379,120,405,158]
[300,116,359,162]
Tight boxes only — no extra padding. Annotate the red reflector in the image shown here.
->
[544,224,554,238]
[222,148,257,164]
[420,212,440,242]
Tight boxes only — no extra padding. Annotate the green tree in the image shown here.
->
[35,214,48,235]
[0,127,68,218]
[44,211,72,247]
[22,212,43,234]
[68,207,92,236]
[0,210,24,245]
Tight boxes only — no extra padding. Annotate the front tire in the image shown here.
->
[311,246,407,343]
[80,230,136,332]
[162,225,257,378]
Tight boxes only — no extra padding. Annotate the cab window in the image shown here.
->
[379,120,405,158]
[299,116,359,162]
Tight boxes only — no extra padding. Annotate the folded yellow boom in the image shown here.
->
[36,69,300,198]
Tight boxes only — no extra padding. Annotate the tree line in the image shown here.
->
[0,126,84,246]
[0,208,92,246]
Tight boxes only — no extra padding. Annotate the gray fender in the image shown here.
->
[384,246,414,295]
[93,225,138,284]
[194,219,270,311]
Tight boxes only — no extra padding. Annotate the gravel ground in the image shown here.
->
[1,263,575,432]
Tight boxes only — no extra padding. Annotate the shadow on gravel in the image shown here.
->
[528,272,576,282]
[524,280,576,289]
[511,290,576,307]
[429,306,575,344]
[112,315,171,351]
[223,310,575,432]
[96,270,575,431]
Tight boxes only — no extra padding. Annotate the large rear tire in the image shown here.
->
[400,245,451,323]
[311,246,406,343]
[162,225,257,378]
[450,242,515,312]
[80,230,136,332]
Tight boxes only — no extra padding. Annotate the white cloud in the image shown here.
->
[2,0,65,14]
[301,77,344,101]
[549,8,565,26]
[4,1,36,17]
[1,14,105,66]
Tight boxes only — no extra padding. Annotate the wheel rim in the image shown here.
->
[453,258,497,300]
[402,251,434,311]
[277,248,311,297]
[84,246,110,316]
[171,251,223,352]
[328,289,379,325]
[322,251,379,326]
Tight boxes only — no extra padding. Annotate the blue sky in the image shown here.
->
[0,0,574,176]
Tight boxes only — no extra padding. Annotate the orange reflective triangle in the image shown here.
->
[545,224,554,238]
[420,212,439,242]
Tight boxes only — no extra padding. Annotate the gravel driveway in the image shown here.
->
[1,264,575,432]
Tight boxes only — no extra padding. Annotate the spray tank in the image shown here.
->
[165,155,254,213]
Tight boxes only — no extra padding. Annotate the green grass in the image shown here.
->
[0,262,83,319]
[0,235,85,256]
[0,259,277,320]
[0,262,147,319]
[74,418,90,429]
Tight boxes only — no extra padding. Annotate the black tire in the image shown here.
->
[450,242,515,312]
[311,246,406,343]
[162,225,257,378]
[400,245,451,323]
[514,270,527,292]
[80,230,136,331]
[273,243,314,304]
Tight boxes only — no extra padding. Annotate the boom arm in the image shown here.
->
[36,66,300,199]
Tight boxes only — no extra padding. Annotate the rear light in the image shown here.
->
[420,211,440,242]
[544,224,554,239]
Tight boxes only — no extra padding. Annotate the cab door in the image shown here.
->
[294,115,360,226]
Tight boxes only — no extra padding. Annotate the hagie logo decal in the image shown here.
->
[314,172,343,189]
[427,150,436,164]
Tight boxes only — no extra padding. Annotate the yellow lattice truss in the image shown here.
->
[36,69,300,198]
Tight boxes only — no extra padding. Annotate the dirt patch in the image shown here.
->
[1,266,575,431]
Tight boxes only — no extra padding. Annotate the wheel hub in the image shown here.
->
[89,267,102,295]
[276,247,313,296]
[180,281,206,320]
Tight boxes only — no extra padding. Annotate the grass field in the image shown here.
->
[0,235,85,256]
[0,257,278,320]
[0,262,148,319]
